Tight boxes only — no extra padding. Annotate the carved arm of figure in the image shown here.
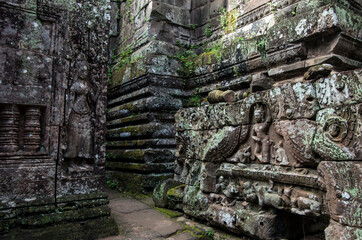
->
[175,142,184,158]
[252,126,261,142]
[87,84,100,104]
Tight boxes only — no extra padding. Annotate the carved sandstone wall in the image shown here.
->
[173,1,362,239]
[149,0,361,239]
[0,1,117,239]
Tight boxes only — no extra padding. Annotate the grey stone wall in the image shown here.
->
[106,0,190,192]
[0,0,117,239]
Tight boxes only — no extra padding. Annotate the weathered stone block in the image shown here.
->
[0,159,55,209]
[324,219,362,240]
[153,178,183,208]
[313,104,361,161]
[318,161,361,227]
[315,70,362,108]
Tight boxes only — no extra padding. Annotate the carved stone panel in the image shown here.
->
[312,104,361,161]
[315,70,362,108]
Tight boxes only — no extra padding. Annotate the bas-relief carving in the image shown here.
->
[177,69,361,238]
[318,161,361,228]
[204,171,324,217]
[273,120,318,167]
[57,52,103,196]
[250,103,271,163]
[64,53,99,160]
[313,104,361,161]
[269,82,318,120]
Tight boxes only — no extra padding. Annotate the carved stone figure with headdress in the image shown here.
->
[251,103,271,163]
[64,53,99,160]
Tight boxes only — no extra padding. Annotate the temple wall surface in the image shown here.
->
[0,0,118,239]
[106,0,190,192]
[172,0,362,239]
[103,0,362,239]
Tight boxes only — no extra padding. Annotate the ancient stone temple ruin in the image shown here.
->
[1,0,361,239]
[108,0,361,239]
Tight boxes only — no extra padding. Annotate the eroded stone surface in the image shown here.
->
[0,0,117,238]
[173,68,361,238]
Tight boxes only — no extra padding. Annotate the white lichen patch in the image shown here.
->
[342,192,351,200]
[295,19,307,35]
[25,197,36,202]
[119,132,131,138]
[321,7,338,26]
[219,212,235,228]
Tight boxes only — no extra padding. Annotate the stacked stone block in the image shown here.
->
[106,0,191,192]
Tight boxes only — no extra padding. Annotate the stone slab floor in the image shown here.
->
[99,188,244,240]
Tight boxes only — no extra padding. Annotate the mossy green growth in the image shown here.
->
[176,46,198,77]
[155,207,183,218]
[204,229,214,239]
[125,191,152,200]
[183,224,204,238]
[109,65,126,87]
[167,184,185,197]
[106,149,145,161]
[167,184,185,209]
[115,45,133,70]
[205,23,212,38]
[106,179,118,189]
[184,94,204,107]
[107,171,172,195]
[334,5,362,34]
[219,8,239,34]
[190,24,198,30]
[125,0,134,22]
[256,37,267,63]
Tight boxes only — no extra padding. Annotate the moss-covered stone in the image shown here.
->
[153,179,183,208]
[107,171,172,194]
[166,184,185,210]
[155,207,183,218]
[2,217,118,240]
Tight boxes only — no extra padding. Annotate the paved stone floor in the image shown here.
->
[99,188,244,240]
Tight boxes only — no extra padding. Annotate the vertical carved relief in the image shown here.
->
[64,53,98,160]
[0,105,20,152]
[23,107,42,152]
[202,126,243,162]
[250,103,271,163]
[273,120,318,167]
